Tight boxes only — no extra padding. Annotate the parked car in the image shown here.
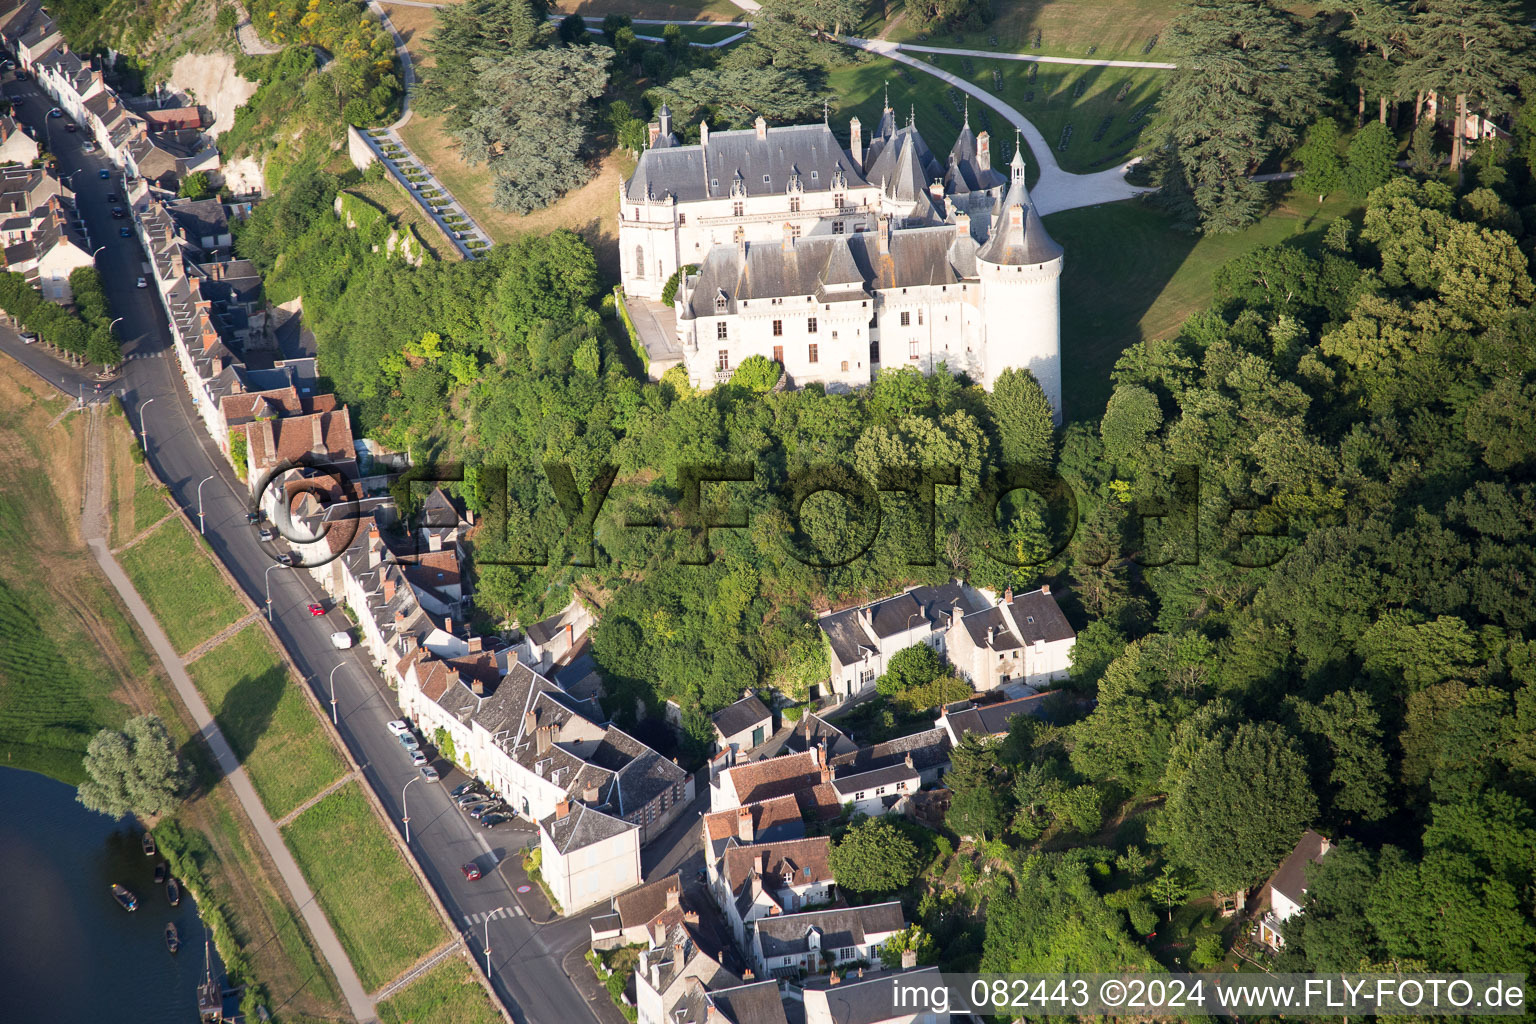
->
[468,803,496,819]
[398,732,420,751]
[20,332,36,344]
[419,765,440,782]
[456,795,484,810]
[409,749,428,767]
[462,802,488,817]
[47,106,60,117]
[82,141,95,152]
[329,631,353,650]
[480,814,508,828]
[450,782,477,798]
[118,227,131,237]
[98,169,110,179]
[306,602,324,616]
[135,276,147,288]
[258,527,275,542]
[386,720,411,736]
[461,863,482,881]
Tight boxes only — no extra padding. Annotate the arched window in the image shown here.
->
[634,245,645,278]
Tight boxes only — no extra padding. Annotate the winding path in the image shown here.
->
[843,37,1158,216]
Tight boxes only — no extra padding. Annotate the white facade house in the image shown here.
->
[619,105,1064,417]
[817,582,978,702]
[1258,831,1332,950]
[539,799,642,912]
[749,903,907,978]
[944,586,1076,690]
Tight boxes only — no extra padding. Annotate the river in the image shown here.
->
[0,765,215,1023]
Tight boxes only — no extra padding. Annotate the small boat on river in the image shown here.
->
[141,832,157,856]
[166,877,181,906]
[111,883,138,911]
[166,923,180,954]
[154,861,167,884]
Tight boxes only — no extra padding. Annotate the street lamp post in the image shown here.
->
[91,245,105,259]
[402,776,419,843]
[109,316,123,332]
[196,474,214,535]
[483,916,491,978]
[328,664,343,726]
[139,397,153,453]
[264,563,287,622]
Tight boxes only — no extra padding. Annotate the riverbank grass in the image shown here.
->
[377,957,502,1024]
[187,623,347,820]
[118,518,246,655]
[282,781,447,991]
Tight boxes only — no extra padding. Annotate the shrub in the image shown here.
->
[660,263,697,306]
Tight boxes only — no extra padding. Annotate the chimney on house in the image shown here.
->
[901,949,917,969]
[524,709,537,735]
[536,723,553,756]
[427,532,443,552]
[749,871,762,898]
[877,216,891,255]
[986,626,995,646]
[700,121,710,148]
[665,885,681,909]
[742,968,754,982]
[828,971,840,986]
[583,783,600,803]
[467,636,482,653]
[754,116,767,141]
[382,577,396,603]
[1002,587,1013,604]
[736,806,754,842]
[1040,584,1051,596]
[647,121,661,148]
[977,130,991,169]
[849,116,863,172]
[445,617,454,635]
[683,911,700,925]
[555,799,570,820]
[470,675,484,697]
[904,752,914,769]
[820,763,832,784]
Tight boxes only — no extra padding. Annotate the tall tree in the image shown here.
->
[1343,119,1400,197]
[984,367,1056,466]
[419,0,548,128]
[830,817,922,894]
[76,716,188,821]
[1400,0,1534,178]
[1332,0,1413,124]
[1151,0,1335,232]
[1160,723,1318,890]
[1294,118,1346,201]
[1289,690,1394,820]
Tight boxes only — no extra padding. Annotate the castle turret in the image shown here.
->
[975,142,1064,421]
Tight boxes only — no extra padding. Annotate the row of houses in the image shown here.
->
[0,0,218,188]
[0,162,93,302]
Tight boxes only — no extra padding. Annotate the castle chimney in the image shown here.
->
[736,806,754,842]
[955,212,971,240]
[782,222,795,252]
[382,577,396,603]
[647,121,661,148]
[977,130,991,169]
[877,216,891,255]
[754,116,767,141]
[928,179,944,202]
[849,116,863,172]
[555,799,570,819]
[700,121,710,148]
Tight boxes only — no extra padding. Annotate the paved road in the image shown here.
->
[0,75,610,1024]
[892,40,1176,70]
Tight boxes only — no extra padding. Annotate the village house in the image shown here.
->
[715,836,836,947]
[0,113,38,164]
[1256,830,1332,950]
[634,919,742,1024]
[540,798,642,912]
[702,794,806,871]
[711,693,774,759]
[589,872,685,950]
[710,746,831,813]
[749,903,907,978]
[516,597,594,673]
[818,582,980,702]
[944,585,1075,690]
[830,729,952,786]
[937,692,1055,745]
[802,967,948,1024]
[780,711,859,760]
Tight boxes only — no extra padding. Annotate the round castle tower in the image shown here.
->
[975,147,1065,422]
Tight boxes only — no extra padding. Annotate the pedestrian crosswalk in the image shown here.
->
[463,906,523,927]
[123,351,166,360]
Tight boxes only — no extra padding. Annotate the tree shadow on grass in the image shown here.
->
[216,662,289,765]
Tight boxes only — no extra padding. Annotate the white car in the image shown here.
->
[409,749,428,767]
[386,720,411,737]
[135,276,147,289]
[329,630,353,650]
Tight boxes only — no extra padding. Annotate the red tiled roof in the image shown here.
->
[703,794,801,843]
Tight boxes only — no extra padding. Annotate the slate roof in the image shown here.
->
[1268,830,1330,905]
[540,801,637,854]
[709,981,790,1024]
[802,968,944,1024]
[712,694,772,739]
[819,582,978,666]
[941,692,1053,738]
[831,729,952,776]
[722,836,834,911]
[957,587,1074,651]
[626,121,867,203]
[781,712,858,759]
[977,154,1062,267]
[753,903,905,959]
[703,794,805,847]
[830,763,918,796]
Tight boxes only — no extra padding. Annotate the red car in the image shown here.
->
[307,603,325,616]
[462,863,482,881]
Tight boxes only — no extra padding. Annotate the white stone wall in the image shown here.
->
[682,295,872,389]
[542,820,641,912]
[978,256,1065,421]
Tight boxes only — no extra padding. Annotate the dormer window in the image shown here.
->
[715,291,728,312]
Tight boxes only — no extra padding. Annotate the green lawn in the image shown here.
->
[826,53,1160,180]
[377,957,503,1024]
[117,519,248,655]
[187,623,347,820]
[282,782,448,991]
[881,0,1181,61]
[1046,192,1362,420]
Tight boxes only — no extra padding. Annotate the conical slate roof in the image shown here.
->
[977,148,1062,266]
